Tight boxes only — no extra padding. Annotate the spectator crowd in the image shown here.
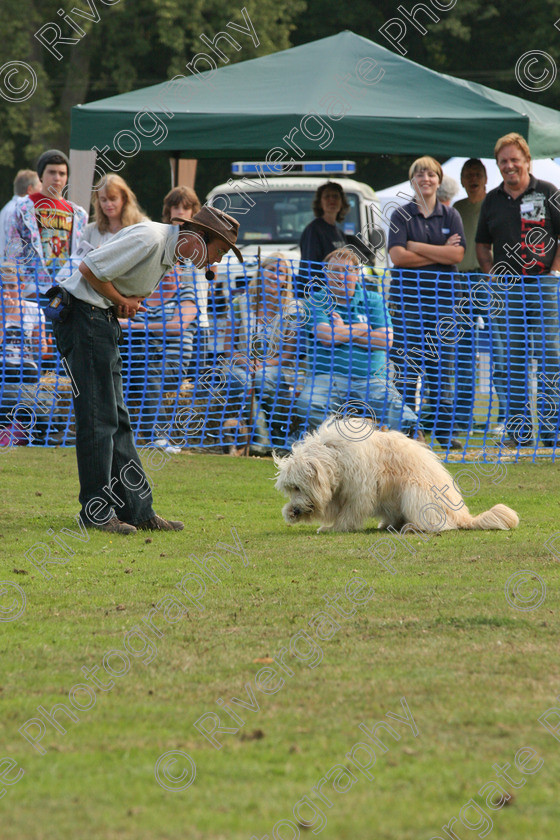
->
[2,132,560,458]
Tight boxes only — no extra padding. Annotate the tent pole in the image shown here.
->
[170,153,180,188]
[69,149,97,212]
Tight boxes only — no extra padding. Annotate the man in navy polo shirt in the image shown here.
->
[476,132,560,449]
[388,156,466,451]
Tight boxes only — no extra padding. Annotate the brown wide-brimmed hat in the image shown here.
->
[172,205,243,262]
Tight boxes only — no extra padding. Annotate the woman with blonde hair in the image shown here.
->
[55,173,146,283]
[85,173,146,247]
[222,252,297,451]
[232,252,295,357]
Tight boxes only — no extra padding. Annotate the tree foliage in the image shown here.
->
[292,0,560,104]
[290,0,560,190]
[0,0,304,199]
[1,0,559,206]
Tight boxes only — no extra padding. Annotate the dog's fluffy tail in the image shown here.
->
[466,504,519,531]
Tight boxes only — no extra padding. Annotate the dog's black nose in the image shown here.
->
[292,507,301,516]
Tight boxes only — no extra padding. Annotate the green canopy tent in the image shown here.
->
[68,30,560,204]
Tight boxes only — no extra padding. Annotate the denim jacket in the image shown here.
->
[6,195,88,293]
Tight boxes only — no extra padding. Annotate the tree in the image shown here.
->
[289,0,560,190]
[0,0,305,203]
[291,0,560,106]
[2,0,559,208]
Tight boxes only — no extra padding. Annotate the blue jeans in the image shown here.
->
[488,316,509,425]
[454,327,477,428]
[292,372,418,438]
[493,276,560,442]
[223,363,288,447]
[390,302,457,442]
[452,275,486,429]
[53,298,156,525]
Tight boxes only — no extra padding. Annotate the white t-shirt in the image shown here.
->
[60,221,180,308]
[2,299,45,367]
[54,223,118,284]
[82,222,118,249]
[179,265,209,328]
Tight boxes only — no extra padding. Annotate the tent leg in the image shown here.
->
[169,155,197,189]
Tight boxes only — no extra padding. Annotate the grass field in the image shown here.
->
[1,447,559,840]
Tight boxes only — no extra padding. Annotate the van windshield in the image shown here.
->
[209,190,362,246]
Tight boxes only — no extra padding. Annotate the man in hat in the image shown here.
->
[7,149,88,297]
[53,206,243,534]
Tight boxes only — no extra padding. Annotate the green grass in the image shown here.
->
[1,448,560,840]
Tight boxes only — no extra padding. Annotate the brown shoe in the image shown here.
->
[85,516,137,535]
[136,514,184,531]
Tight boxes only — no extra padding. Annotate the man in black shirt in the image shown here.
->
[476,133,560,448]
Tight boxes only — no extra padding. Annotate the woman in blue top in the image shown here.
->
[388,156,466,450]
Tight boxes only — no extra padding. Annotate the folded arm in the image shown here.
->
[405,240,464,265]
[389,245,433,268]
[315,318,393,349]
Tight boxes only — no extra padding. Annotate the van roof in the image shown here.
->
[207,177,377,201]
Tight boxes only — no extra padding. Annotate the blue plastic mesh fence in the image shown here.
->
[1,258,559,461]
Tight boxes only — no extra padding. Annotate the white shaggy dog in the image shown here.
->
[274,420,519,533]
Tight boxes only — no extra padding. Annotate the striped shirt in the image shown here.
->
[124,278,196,378]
